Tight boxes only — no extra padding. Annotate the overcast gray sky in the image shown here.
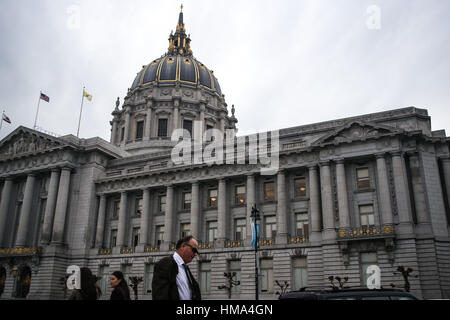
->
[1,0,449,141]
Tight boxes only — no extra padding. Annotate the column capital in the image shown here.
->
[307,163,318,170]
[406,150,419,157]
[439,155,450,162]
[50,167,61,173]
[191,180,199,186]
[319,160,331,167]
[375,152,386,159]
[390,151,404,157]
[335,158,346,165]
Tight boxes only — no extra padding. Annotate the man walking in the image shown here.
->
[152,235,201,300]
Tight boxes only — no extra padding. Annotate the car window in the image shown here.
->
[361,296,390,300]
[326,297,357,300]
[390,296,416,300]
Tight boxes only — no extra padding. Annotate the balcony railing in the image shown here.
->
[226,240,244,248]
[198,242,213,249]
[98,248,111,255]
[144,246,160,253]
[289,235,309,244]
[338,224,395,240]
[120,247,134,254]
[0,247,41,256]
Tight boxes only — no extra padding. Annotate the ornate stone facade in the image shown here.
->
[0,9,449,300]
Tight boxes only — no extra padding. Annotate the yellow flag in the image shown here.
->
[83,89,93,102]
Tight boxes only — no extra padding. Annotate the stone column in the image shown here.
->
[219,114,226,138]
[408,153,431,234]
[124,107,131,143]
[320,161,336,240]
[190,181,200,239]
[0,178,13,247]
[308,165,321,242]
[110,119,118,145]
[15,174,36,247]
[139,188,151,246]
[335,159,350,229]
[199,103,206,136]
[217,179,227,247]
[51,168,72,244]
[276,170,288,244]
[116,191,128,248]
[95,194,107,248]
[441,156,450,220]
[40,169,60,244]
[145,100,153,140]
[162,185,174,251]
[246,174,256,245]
[375,153,394,225]
[391,152,414,234]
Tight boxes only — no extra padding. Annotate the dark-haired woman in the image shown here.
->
[68,267,98,300]
[110,271,131,300]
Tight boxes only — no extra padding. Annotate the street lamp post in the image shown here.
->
[250,205,260,300]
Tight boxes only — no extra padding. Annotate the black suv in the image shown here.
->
[279,288,419,300]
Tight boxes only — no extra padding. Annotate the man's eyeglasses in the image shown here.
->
[184,242,199,255]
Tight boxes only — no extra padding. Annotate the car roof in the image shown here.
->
[279,288,419,300]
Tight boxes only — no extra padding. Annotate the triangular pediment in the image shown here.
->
[312,121,402,146]
[0,126,69,159]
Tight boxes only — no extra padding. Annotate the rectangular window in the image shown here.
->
[360,252,377,287]
[264,182,275,201]
[183,119,193,137]
[264,216,277,239]
[200,262,211,294]
[234,218,247,241]
[120,127,125,142]
[294,177,307,197]
[357,167,370,189]
[135,120,144,140]
[156,226,164,247]
[110,230,118,247]
[180,223,190,239]
[132,227,140,247]
[235,185,246,205]
[259,259,274,293]
[145,264,154,294]
[158,118,168,137]
[295,213,309,237]
[207,221,218,242]
[159,195,166,213]
[208,189,218,208]
[206,125,214,142]
[135,197,143,217]
[292,257,308,291]
[112,199,120,220]
[183,192,192,210]
[229,260,241,293]
[359,204,375,228]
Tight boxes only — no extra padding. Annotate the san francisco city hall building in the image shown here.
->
[0,9,450,300]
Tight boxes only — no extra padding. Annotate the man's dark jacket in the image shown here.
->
[152,255,201,300]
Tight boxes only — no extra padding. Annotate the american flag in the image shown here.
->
[2,113,11,124]
[40,92,50,102]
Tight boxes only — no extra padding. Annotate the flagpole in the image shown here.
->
[77,86,85,138]
[0,111,4,133]
[34,91,42,130]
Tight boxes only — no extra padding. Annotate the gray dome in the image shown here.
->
[130,54,222,96]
